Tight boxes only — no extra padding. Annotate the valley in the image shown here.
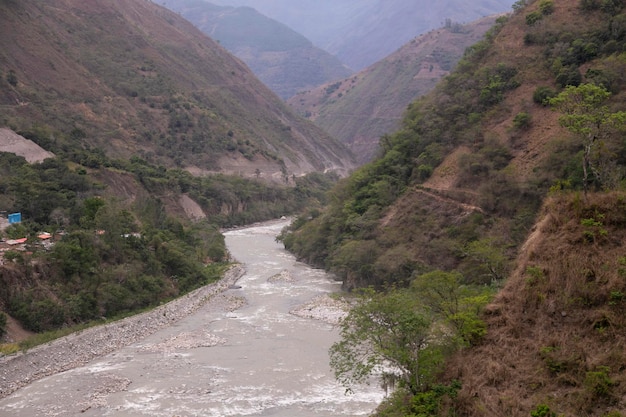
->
[2,0,626,416]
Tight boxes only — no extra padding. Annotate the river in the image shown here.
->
[0,219,384,416]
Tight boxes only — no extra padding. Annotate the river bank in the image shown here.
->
[0,264,246,399]
[0,220,382,416]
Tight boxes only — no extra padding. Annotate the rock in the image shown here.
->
[289,294,349,325]
[267,269,294,283]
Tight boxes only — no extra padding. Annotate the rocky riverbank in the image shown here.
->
[0,264,245,400]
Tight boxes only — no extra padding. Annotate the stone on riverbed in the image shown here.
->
[289,294,349,325]
[267,269,294,283]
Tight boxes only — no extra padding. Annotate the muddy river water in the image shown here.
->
[0,219,383,416]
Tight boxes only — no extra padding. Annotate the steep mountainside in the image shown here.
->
[161,0,352,99]
[288,16,499,163]
[281,0,626,289]
[279,0,626,413]
[443,192,626,416]
[208,0,517,70]
[0,0,354,180]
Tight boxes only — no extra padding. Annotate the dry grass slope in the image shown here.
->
[444,192,626,416]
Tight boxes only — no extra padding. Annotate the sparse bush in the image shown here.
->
[584,366,614,398]
[581,214,608,243]
[513,0,529,13]
[556,65,582,87]
[533,86,557,105]
[0,312,7,339]
[580,0,600,11]
[513,112,532,129]
[6,70,17,86]
[540,0,555,15]
[526,11,543,26]
[531,404,557,417]
[600,0,623,14]
[525,265,545,286]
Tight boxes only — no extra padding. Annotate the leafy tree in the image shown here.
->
[329,289,446,395]
[411,270,492,345]
[549,83,626,194]
[463,238,509,284]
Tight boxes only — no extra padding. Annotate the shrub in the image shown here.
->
[580,0,600,10]
[513,0,529,13]
[513,112,532,129]
[533,86,557,105]
[556,66,582,87]
[0,312,6,339]
[539,0,555,15]
[526,11,543,25]
[6,70,17,86]
[531,404,557,417]
[584,366,614,398]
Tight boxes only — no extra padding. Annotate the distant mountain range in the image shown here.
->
[0,0,354,179]
[207,0,517,70]
[162,0,352,99]
[288,16,500,163]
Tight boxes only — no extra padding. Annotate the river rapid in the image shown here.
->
[0,219,384,416]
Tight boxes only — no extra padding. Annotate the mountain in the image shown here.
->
[281,0,626,294]
[0,0,353,341]
[288,15,500,164]
[161,0,353,100]
[0,0,354,180]
[443,192,626,416]
[280,0,626,414]
[207,0,517,70]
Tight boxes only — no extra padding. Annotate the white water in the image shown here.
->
[0,219,384,416]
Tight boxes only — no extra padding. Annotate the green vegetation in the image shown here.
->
[530,404,557,417]
[0,0,353,190]
[549,84,626,194]
[0,145,337,337]
[331,272,493,415]
[276,2,626,416]
[278,16,534,291]
[330,288,441,396]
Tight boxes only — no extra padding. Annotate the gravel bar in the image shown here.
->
[0,264,245,399]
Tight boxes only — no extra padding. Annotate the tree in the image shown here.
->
[549,84,626,194]
[411,270,492,346]
[463,238,508,284]
[329,288,445,395]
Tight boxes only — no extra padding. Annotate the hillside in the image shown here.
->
[0,0,354,180]
[161,0,352,100]
[443,192,626,416]
[208,0,517,70]
[0,0,350,344]
[288,16,499,164]
[279,0,626,414]
[281,0,626,290]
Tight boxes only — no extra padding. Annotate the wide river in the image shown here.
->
[0,219,384,416]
